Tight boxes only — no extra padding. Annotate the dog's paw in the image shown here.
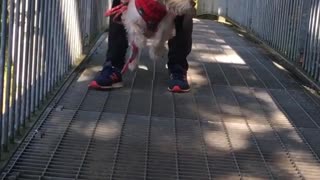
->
[150,46,166,60]
[128,59,138,71]
[149,50,160,60]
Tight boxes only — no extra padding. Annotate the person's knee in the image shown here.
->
[174,14,193,34]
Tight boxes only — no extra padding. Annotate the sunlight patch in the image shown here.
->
[138,65,149,71]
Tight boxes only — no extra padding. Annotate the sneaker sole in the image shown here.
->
[168,86,190,93]
[88,81,124,90]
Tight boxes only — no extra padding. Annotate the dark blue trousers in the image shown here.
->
[106,0,193,73]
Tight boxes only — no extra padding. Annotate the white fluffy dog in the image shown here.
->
[106,0,196,72]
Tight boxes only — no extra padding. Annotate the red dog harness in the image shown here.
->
[104,0,168,74]
[105,0,167,32]
[135,0,167,32]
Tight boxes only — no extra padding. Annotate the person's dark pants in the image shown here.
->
[106,0,193,74]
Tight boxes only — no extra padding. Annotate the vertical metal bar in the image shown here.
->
[11,0,21,140]
[284,0,293,60]
[276,0,285,52]
[52,0,58,88]
[73,1,82,60]
[31,0,40,113]
[259,0,265,40]
[71,0,76,65]
[4,0,15,151]
[8,0,17,144]
[280,0,292,56]
[60,0,69,74]
[3,0,14,151]
[47,0,55,92]
[85,0,92,48]
[286,0,295,60]
[0,0,9,154]
[24,0,31,118]
[278,0,288,55]
[44,0,52,97]
[282,0,291,55]
[40,0,48,102]
[77,0,83,56]
[35,0,44,108]
[20,0,30,125]
[273,0,282,50]
[304,0,315,74]
[67,0,72,67]
[259,0,270,40]
[65,0,71,74]
[253,1,261,38]
[258,0,262,37]
[52,0,57,86]
[314,1,320,80]
[309,1,319,76]
[26,0,35,117]
[317,2,320,81]
[62,0,67,72]
[15,0,26,132]
[291,0,301,61]
[68,0,73,66]
[57,0,63,82]
[63,0,68,75]
[75,0,79,63]
[252,0,258,36]
[264,0,269,43]
[57,0,63,81]
[292,0,303,62]
[266,0,273,44]
[269,0,276,47]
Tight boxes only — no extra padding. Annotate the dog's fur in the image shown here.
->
[121,0,195,70]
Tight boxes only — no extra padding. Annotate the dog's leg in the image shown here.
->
[149,14,175,60]
[128,45,141,71]
[121,0,147,71]
[122,0,147,49]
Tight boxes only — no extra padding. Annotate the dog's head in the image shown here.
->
[160,0,196,16]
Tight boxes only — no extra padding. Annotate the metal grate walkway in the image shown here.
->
[1,19,320,180]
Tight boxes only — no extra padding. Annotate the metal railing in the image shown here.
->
[197,0,320,85]
[0,0,110,158]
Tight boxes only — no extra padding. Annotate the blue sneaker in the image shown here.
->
[168,71,190,93]
[89,66,123,90]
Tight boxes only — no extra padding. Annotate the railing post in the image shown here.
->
[84,0,92,47]
[298,0,312,62]
[225,0,229,17]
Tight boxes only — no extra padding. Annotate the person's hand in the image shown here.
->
[189,0,197,17]
[190,0,196,7]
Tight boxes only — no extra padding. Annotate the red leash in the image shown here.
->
[104,0,139,75]
[104,0,129,24]
[104,0,166,74]
[121,42,139,74]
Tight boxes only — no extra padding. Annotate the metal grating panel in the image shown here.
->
[2,19,320,180]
